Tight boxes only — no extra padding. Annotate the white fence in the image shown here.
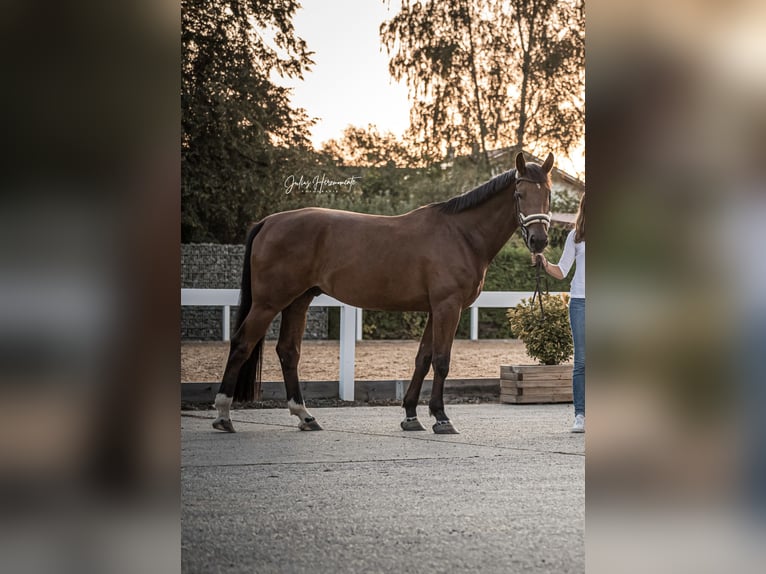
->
[181,289,565,401]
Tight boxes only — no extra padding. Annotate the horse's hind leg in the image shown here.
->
[277,291,322,431]
[214,305,278,432]
[401,314,432,431]
[428,301,461,434]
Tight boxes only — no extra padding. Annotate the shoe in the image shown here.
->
[571,414,585,433]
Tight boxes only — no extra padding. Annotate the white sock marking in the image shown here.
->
[287,398,314,422]
[215,393,232,420]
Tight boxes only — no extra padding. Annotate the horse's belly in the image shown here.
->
[335,293,431,312]
[319,269,431,311]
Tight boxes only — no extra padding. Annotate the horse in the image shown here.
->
[212,151,555,434]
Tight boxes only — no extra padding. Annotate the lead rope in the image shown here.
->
[530,258,549,319]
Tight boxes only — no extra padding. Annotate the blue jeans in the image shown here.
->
[569,298,585,416]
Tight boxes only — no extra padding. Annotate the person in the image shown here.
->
[534,193,585,433]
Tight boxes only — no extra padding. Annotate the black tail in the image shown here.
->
[232,221,265,403]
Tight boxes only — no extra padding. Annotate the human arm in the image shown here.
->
[531,229,576,281]
[531,253,565,280]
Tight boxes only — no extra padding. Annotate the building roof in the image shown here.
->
[487,147,585,189]
[551,212,576,227]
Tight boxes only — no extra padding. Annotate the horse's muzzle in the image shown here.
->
[528,233,548,254]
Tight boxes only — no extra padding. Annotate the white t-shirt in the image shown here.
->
[557,229,585,298]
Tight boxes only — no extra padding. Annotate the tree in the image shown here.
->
[321,124,417,168]
[381,0,584,166]
[318,124,420,211]
[507,0,584,154]
[182,0,315,243]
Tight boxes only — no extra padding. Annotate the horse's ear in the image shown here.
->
[542,152,554,173]
[515,152,526,175]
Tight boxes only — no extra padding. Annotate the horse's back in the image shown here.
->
[257,206,431,248]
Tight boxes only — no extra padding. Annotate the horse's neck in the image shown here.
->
[452,193,519,262]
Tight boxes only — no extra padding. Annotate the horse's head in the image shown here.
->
[514,152,554,254]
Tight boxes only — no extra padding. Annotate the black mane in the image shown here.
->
[436,170,515,215]
[436,165,549,215]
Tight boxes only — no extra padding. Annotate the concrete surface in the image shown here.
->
[181,404,584,574]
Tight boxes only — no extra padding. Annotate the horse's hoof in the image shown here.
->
[213,417,236,433]
[401,418,426,431]
[432,420,460,434]
[299,419,323,431]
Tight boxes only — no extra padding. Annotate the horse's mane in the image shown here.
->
[435,165,549,215]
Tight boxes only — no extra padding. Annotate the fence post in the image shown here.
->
[470,306,479,341]
[356,308,363,341]
[222,305,230,342]
[339,305,356,400]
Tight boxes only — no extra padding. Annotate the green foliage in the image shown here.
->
[551,188,581,213]
[182,0,316,243]
[305,148,499,219]
[363,311,429,340]
[483,239,564,291]
[508,294,573,365]
[321,125,419,169]
[547,225,571,250]
[360,309,472,341]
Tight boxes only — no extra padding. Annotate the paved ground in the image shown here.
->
[181,404,584,574]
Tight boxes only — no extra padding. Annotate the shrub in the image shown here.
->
[363,310,429,339]
[508,293,573,365]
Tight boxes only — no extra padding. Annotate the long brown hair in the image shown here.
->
[574,192,585,243]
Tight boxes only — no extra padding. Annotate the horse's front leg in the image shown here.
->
[401,314,433,431]
[428,301,461,434]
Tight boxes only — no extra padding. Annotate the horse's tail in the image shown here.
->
[232,221,265,403]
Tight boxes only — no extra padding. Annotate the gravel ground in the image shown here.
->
[181,338,534,382]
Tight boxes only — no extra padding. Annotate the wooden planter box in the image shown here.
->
[499,364,573,404]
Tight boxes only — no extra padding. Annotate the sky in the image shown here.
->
[284,0,410,147]
[283,0,584,177]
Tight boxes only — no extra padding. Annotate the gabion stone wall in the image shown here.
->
[181,243,328,341]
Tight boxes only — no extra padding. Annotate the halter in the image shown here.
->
[514,176,552,245]
[515,174,552,318]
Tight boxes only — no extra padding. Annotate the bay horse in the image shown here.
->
[213,152,554,434]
